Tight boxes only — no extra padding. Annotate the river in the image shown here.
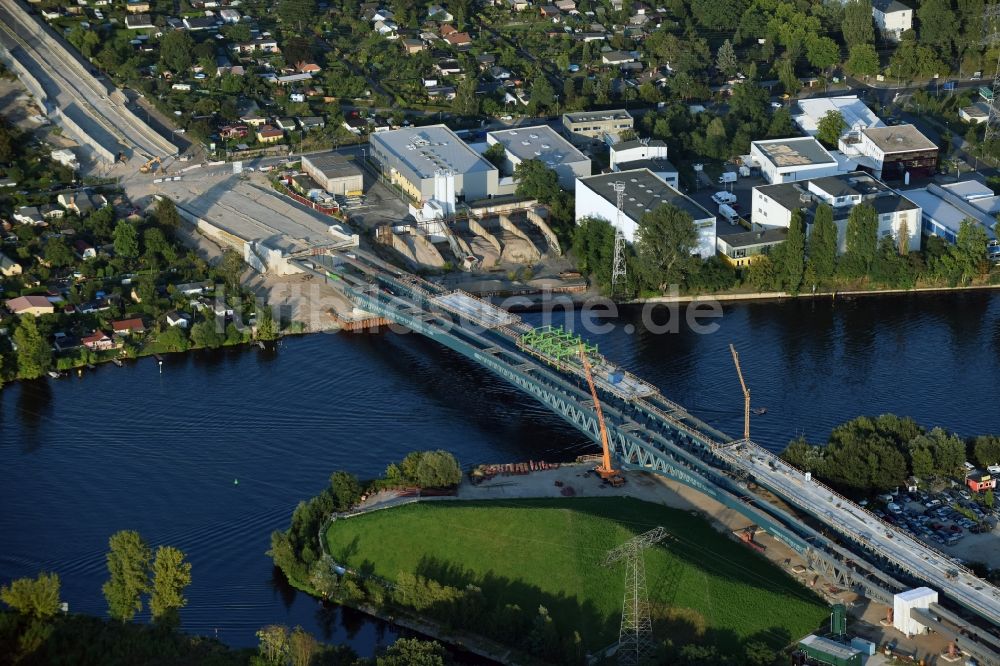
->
[1,291,998,652]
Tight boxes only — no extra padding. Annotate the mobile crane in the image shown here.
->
[578,343,624,487]
[730,343,751,442]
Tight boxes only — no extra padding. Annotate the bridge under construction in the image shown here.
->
[300,248,1000,664]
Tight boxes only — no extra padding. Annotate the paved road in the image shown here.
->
[720,441,1000,629]
[0,0,176,160]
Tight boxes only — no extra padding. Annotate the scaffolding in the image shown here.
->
[518,325,598,364]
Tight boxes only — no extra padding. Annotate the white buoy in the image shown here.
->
[158,360,163,374]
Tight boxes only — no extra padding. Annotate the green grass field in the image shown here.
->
[326,497,827,653]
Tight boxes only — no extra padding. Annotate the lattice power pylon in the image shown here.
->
[604,527,668,666]
[983,5,1000,143]
[611,181,627,294]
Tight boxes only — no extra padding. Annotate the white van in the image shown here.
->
[718,203,739,223]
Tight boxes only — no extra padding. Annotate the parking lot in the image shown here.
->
[866,487,1000,568]
[686,169,766,237]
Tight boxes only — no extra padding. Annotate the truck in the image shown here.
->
[718,203,739,223]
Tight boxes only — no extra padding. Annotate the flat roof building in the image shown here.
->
[840,123,938,181]
[797,634,863,666]
[609,139,678,189]
[750,137,839,184]
[716,228,787,268]
[562,109,633,142]
[486,125,591,190]
[301,152,364,196]
[369,125,498,202]
[753,171,921,253]
[575,168,716,257]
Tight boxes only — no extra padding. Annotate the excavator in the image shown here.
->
[139,156,161,174]
[578,343,625,487]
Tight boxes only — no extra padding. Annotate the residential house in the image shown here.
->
[125,14,154,29]
[40,204,64,220]
[112,317,146,335]
[166,311,191,328]
[402,38,425,54]
[437,59,463,75]
[232,37,279,54]
[872,0,912,42]
[74,240,97,260]
[219,124,249,139]
[240,112,267,127]
[218,8,240,22]
[174,281,212,296]
[53,333,82,352]
[343,116,368,135]
[602,50,637,65]
[6,295,55,316]
[427,4,454,21]
[183,15,218,30]
[51,149,78,170]
[0,252,22,277]
[374,20,398,37]
[296,61,321,73]
[555,0,577,11]
[277,73,312,85]
[507,0,530,10]
[276,117,299,131]
[13,206,43,225]
[82,330,117,351]
[299,116,325,130]
[126,0,150,12]
[539,5,560,17]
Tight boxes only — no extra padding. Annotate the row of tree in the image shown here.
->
[270,451,462,591]
[782,414,997,494]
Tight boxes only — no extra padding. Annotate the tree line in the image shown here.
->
[782,414,1000,495]
[269,451,462,594]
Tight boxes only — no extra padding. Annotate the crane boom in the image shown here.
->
[729,344,751,442]
[579,343,617,478]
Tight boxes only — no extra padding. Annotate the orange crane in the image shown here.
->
[139,156,161,174]
[579,343,623,485]
[730,343,750,442]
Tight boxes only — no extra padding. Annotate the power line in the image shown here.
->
[605,526,669,666]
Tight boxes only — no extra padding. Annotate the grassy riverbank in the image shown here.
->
[325,497,827,659]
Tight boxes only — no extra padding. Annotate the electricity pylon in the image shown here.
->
[982,5,1000,143]
[604,527,668,666]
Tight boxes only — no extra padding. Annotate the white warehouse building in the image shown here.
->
[575,169,716,258]
[752,172,921,253]
[486,125,591,190]
[750,137,839,184]
[609,139,679,189]
[369,125,498,202]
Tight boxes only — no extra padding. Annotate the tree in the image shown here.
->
[483,142,506,170]
[288,626,320,666]
[159,30,194,74]
[157,326,189,352]
[376,638,447,666]
[842,0,875,49]
[918,0,958,59]
[816,110,847,148]
[973,435,1000,468]
[330,471,361,511]
[806,36,840,72]
[767,108,796,138]
[807,203,838,284]
[154,197,182,231]
[530,75,556,113]
[716,39,738,77]
[217,249,245,291]
[777,57,799,96]
[0,572,61,619]
[103,530,151,622]
[746,254,778,291]
[453,76,479,116]
[514,159,561,202]
[845,44,880,78]
[256,306,278,341]
[953,219,989,283]
[744,640,777,666]
[773,209,805,293]
[13,317,52,380]
[113,221,139,260]
[634,204,699,291]
[257,624,291,665]
[150,546,191,621]
[190,316,223,349]
[43,237,75,267]
[277,0,318,33]
[841,203,878,278]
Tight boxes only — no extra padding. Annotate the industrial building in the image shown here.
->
[561,109,634,142]
[301,152,364,196]
[575,169,716,258]
[839,124,938,182]
[752,171,921,252]
[750,137,840,184]
[609,139,679,189]
[793,96,883,141]
[485,125,591,190]
[902,181,1000,262]
[369,125,499,202]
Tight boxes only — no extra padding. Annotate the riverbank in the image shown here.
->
[631,281,1000,305]
[292,465,831,664]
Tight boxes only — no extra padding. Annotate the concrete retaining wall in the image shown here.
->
[0,44,47,108]
[51,107,116,163]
